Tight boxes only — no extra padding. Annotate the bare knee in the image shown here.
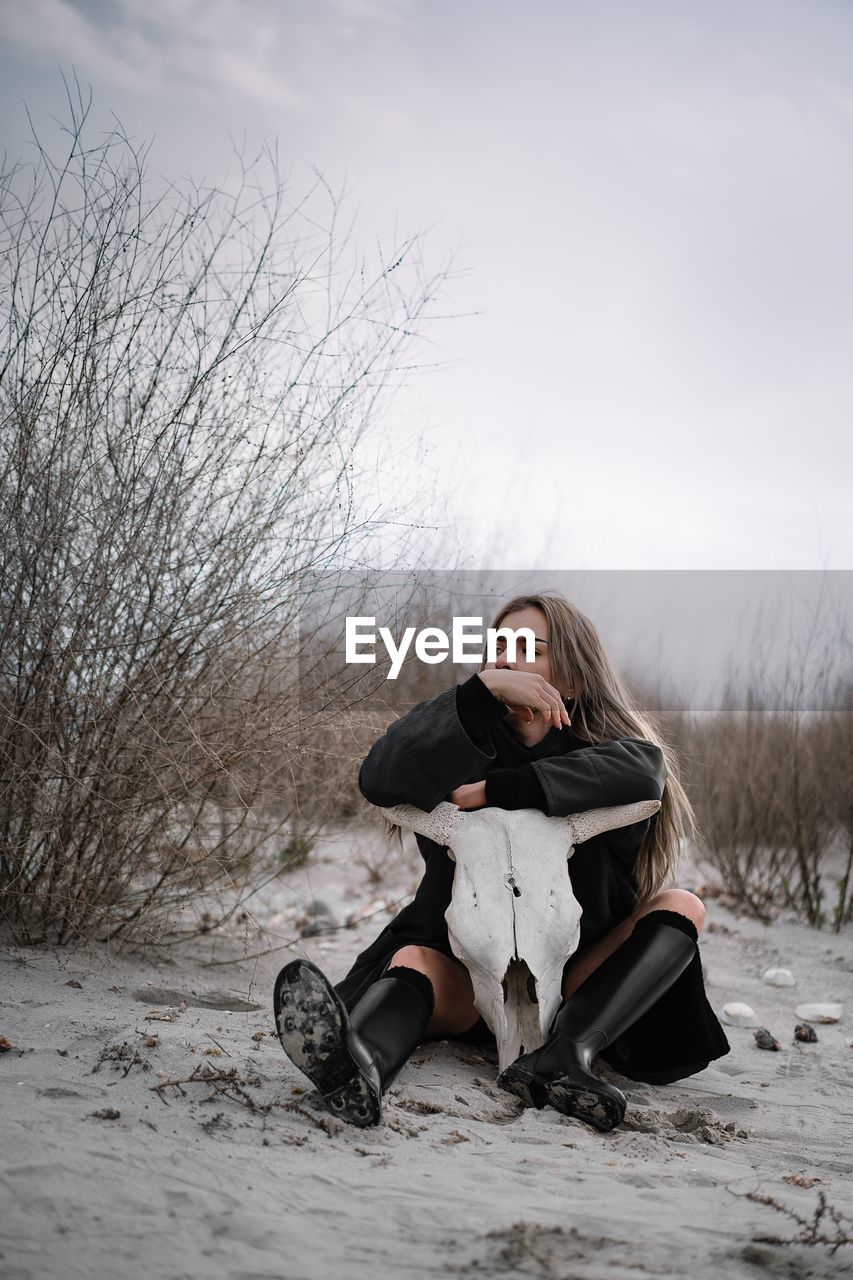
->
[644,888,706,933]
[388,945,435,973]
[388,945,476,1037]
[387,945,467,990]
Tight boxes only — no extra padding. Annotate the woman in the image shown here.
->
[274,593,730,1132]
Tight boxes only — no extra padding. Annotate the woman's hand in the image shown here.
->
[449,781,487,810]
[478,668,571,730]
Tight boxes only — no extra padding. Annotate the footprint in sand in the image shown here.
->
[620,1104,741,1146]
[132,987,260,1012]
[447,1220,677,1277]
[391,1081,522,1125]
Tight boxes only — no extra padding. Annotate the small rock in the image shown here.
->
[754,1028,781,1051]
[91,1108,121,1121]
[721,1002,760,1028]
[301,918,338,937]
[0,1036,13,1053]
[64,979,83,989]
[794,1003,841,1024]
[762,968,795,987]
[794,1023,818,1043]
[305,899,334,918]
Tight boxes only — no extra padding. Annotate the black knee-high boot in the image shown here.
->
[497,909,698,1132]
[273,958,434,1127]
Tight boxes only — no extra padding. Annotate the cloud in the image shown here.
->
[0,0,414,108]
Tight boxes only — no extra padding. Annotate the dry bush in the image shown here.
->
[616,634,853,932]
[287,579,499,810]
[817,681,853,930]
[666,647,853,930]
[280,588,457,829]
[0,82,451,943]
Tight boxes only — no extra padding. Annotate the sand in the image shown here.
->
[2,824,852,1280]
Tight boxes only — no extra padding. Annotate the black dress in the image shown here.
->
[334,673,730,1085]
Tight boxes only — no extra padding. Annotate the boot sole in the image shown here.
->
[498,1061,626,1132]
[497,1063,548,1109]
[274,960,381,1128]
[546,1073,626,1133]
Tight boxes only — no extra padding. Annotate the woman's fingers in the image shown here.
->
[479,668,571,729]
[531,680,571,729]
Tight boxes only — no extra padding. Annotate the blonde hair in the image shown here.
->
[485,592,695,902]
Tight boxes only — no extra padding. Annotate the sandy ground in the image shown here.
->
[2,824,852,1280]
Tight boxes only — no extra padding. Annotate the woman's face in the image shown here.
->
[483,605,564,691]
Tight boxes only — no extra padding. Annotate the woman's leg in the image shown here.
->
[385,893,706,1037]
[387,945,480,1038]
[498,892,704,1129]
[561,889,705,999]
[273,953,435,1127]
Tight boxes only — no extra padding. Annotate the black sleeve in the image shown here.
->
[484,765,549,811]
[357,674,505,811]
[529,738,667,816]
[455,670,510,751]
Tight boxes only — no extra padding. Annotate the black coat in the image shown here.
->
[335,674,730,1084]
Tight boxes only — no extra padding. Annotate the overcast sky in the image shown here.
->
[2,0,852,570]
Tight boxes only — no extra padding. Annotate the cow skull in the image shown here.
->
[380,799,661,1073]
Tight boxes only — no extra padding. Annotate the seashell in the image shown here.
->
[794,1003,841,1024]
[754,1028,781,1051]
[721,1002,761,1027]
[794,1023,818,1043]
[763,968,795,987]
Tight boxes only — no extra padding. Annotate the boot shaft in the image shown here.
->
[350,966,435,1091]
[551,909,698,1052]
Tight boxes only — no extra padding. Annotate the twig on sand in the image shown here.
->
[205,1033,231,1058]
[278,1098,343,1137]
[748,1190,853,1255]
[201,937,302,968]
[150,1063,267,1113]
[92,1039,145,1077]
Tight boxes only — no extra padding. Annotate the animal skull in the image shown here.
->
[380,799,661,1072]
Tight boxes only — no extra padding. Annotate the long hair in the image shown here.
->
[484,593,695,902]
